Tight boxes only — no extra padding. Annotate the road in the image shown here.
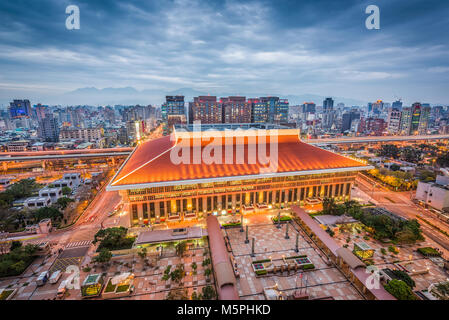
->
[355,173,449,255]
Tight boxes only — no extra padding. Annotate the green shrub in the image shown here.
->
[255,269,268,276]
[391,270,415,289]
[417,247,441,257]
[302,264,315,270]
[384,279,417,300]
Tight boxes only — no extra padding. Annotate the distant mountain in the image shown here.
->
[10,86,367,106]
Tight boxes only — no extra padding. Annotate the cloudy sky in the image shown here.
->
[1,0,449,105]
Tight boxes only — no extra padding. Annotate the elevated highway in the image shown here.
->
[306,134,449,146]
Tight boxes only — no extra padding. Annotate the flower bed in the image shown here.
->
[271,216,292,223]
[0,289,17,300]
[417,247,441,257]
[102,276,133,298]
[221,221,242,228]
[252,259,273,274]
[283,255,315,270]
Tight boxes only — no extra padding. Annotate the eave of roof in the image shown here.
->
[107,130,371,190]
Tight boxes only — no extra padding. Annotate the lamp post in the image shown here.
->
[276,211,281,229]
[295,233,299,252]
[251,238,255,257]
[240,214,244,233]
[285,222,290,239]
[245,225,249,244]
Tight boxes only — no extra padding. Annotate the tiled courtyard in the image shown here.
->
[333,228,449,292]
[224,213,365,300]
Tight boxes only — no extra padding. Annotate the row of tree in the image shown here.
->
[321,199,424,244]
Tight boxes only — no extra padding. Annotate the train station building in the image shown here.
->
[107,124,372,226]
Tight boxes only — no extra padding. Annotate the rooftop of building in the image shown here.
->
[107,127,371,190]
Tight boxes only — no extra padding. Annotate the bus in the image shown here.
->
[36,271,49,286]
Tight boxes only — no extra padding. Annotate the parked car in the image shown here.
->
[36,271,49,286]
[49,270,62,284]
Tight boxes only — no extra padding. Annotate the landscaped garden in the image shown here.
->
[252,255,315,276]
[320,199,424,244]
[384,279,417,300]
[417,247,442,257]
[0,243,39,278]
[0,288,16,300]
[93,227,136,252]
[271,215,292,223]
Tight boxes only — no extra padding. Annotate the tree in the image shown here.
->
[201,285,216,300]
[93,227,135,251]
[10,241,22,251]
[384,279,417,300]
[437,152,449,167]
[56,197,74,210]
[94,248,112,265]
[166,288,188,300]
[137,247,147,261]
[391,270,415,289]
[176,241,187,258]
[378,144,400,158]
[61,186,72,196]
[35,207,63,222]
[401,147,421,163]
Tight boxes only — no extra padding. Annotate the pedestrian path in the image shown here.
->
[65,240,92,249]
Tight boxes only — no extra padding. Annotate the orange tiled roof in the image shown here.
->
[109,131,368,187]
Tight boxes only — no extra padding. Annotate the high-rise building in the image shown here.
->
[301,102,316,114]
[361,118,387,136]
[387,108,402,134]
[189,96,222,124]
[400,103,431,135]
[33,104,49,122]
[323,98,334,112]
[221,96,251,123]
[250,97,289,124]
[9,99,32,118]
[38,114,60,142]
[392,100,403,110]
[162,96,186,134]
[341,110,360,132]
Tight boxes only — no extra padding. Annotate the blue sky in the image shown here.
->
[1,0,449,105]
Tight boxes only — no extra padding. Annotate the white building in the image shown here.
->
[63,173,81,188]
[52,178,73,189]
[24,197,51,209]
[415,175,449,212]
[39,186,63,203]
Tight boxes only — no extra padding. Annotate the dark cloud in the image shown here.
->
[0,0,449,105]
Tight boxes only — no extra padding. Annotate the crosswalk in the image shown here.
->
[65,240,92,249]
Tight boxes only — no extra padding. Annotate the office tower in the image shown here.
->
[341,109,360,132]
[418,104,431,134]
[400,103,431,135]
[387,108,402,134]
[371,100,384,115]
[162,96,186,134]
[250,97,289,124]
[221,96,251,123]
[362,118,387,136]
[323,98,334,112]
[38,114,60,142]
[9,99,32,118]
[189,96,222,124]
[301,102,316,114]
[33,104,49,122]
[392,100,403,111]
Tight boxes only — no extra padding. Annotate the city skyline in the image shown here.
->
[1,0,449,105]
